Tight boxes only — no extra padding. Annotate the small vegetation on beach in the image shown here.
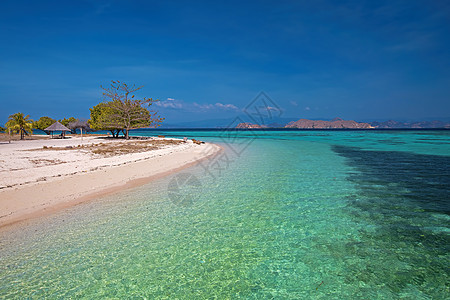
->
[30,139,183,157]
[90,139,181,156]
[30,158,64,166]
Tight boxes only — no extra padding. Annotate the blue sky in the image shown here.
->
[1,0,449,125]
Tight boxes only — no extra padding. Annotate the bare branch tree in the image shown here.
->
[99,81,164,139]
[68,119,92,133]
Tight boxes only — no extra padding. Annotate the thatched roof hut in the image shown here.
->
[44,121,71,138]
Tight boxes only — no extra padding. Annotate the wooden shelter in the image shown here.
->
[44,121,71,138]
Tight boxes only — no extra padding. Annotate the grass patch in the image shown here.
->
[28,139,184,157]
[30,158,64,166]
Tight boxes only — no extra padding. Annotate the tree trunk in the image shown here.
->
[110,129,119,138]
[20,128,24,140]
[125,129,129,139]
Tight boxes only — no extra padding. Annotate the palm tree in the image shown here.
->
[5,113,34,140]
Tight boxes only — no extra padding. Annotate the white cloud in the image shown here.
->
[155,100,183,109]
[290,100,298,106]
[305,106,311,111]
[193,102,239,111]
[215,102,239,110]
[155,99,239,112]
[193,102,215,110]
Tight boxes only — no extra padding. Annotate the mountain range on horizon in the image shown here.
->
[160,116,450,129]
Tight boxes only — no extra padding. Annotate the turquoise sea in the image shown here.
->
[1,130,449,299]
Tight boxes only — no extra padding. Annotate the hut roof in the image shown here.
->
[44,121,71,132]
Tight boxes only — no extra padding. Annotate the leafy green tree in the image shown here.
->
[59,117,77,127]
[5,112,34,140]
[89,102,123,137]
[33,116,56,134]
[89,81,164,139]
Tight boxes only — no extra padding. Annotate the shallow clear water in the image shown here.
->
[1,130,449,298]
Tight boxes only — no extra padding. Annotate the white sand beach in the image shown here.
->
[0,135,221,228]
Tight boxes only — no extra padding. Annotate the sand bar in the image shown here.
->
[0,136,221,228]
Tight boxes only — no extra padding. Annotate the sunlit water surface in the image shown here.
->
[1,130,449,298]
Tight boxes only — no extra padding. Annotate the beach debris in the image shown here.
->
[158,135,165,138]
[316,281,324,290]
[192,139,205,145]
[31,158,63,166]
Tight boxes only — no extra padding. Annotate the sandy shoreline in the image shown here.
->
[0,136,221,229]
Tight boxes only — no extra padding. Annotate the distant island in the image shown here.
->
[236,118,450,129]
[285,117,372,129]
[235,122,265,129]
[369,120,450,129]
